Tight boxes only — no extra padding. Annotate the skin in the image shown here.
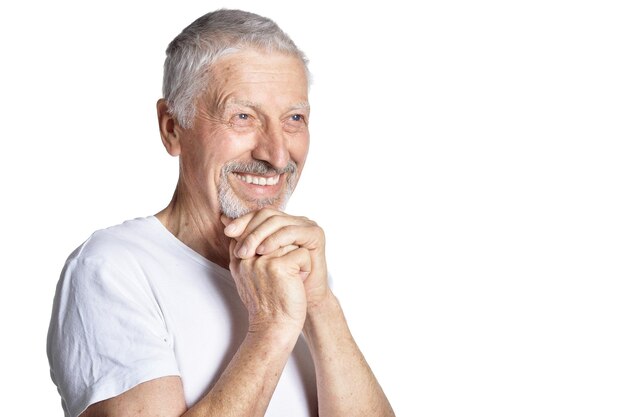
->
[81,48,395,417]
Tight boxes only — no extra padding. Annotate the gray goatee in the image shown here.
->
[218,160,298,219]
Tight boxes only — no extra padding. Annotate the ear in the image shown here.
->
[157,99,182,156]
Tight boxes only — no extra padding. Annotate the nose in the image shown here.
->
[251,122,290,170]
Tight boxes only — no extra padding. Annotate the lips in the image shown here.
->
[233,172,280,186]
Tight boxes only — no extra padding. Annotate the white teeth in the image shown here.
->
[235,173,280,186]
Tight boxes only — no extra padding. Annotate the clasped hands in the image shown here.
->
[221,208,329,333]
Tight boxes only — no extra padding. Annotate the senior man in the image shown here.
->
[47,9,394,417]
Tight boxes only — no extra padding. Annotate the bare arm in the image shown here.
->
[304,293,395,417]
[190,324,302,416]
[82,326,299,417]
[227,209,395,417]
[81,232,309,417]
[83,296,394,417]
[81,208,394,417]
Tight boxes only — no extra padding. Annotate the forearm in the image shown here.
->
[185,325,301,417]
[303,293,395,417]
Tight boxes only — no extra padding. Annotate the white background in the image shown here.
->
[1,1,625,416]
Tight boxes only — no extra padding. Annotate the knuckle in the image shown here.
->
[313,226,326,245]
[283,224,298,235]
[251,259,264,274]
[246,229,262,243]
[262,233,279,248]
[302,216,318,228]
[268,213,283,224]
[306,223,324,238]
[265,258,284,276]
[294,246,309,258]
[258,207,278,217]
[237,258,253,273]
[262,214,281,231]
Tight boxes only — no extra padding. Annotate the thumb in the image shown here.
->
[280,247,312,281]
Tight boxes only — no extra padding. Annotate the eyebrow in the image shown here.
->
[289,102,311,111]
[226,99,260,109]
[225,99,310,112]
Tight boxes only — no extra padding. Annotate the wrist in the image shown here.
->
[246,320,303,350]
[308,288,337,312]
[303,291,342,338]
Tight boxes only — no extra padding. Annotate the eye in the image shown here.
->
[283,114,307,133]
[229,113,255,128]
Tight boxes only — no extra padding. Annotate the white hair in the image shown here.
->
[162,9,310,128]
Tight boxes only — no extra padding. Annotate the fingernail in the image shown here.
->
[237,244,249,258]
[224,223,237,236]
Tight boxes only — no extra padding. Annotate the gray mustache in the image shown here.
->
[222,160,297,176]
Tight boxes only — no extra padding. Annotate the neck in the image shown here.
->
[155,184,231,269]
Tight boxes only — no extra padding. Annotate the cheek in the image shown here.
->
[224,134,258,157]
[181,139,211,170]
[178,135,223,185]
[291,133,310,165]
[184,126,249,163]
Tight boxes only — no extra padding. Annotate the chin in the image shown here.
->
[218,167,296,218]
[219,195,291,219]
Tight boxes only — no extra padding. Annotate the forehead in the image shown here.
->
[206,48,309,109]
[212,48,307,81]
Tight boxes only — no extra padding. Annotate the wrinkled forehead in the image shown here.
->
[211,47,308,82]
[201,48,310,110]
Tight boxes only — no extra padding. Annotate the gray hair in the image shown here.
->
[162,9,310,128]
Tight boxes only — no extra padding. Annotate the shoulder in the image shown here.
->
[49,217,181,417]
[66,217,161,271]
[57,217,166,296]
[49,217,170,335]
[73,217,157,259]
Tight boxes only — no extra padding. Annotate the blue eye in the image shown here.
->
[283,113,308,133]
[229,113,255,129]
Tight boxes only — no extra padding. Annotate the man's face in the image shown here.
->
[176,49,310,219]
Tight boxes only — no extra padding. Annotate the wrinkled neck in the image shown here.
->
[155,182,231,269]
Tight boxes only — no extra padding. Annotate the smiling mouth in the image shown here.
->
[233,172,281,186]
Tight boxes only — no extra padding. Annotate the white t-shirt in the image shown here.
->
[47,216,317,417]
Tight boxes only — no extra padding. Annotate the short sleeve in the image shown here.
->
[47,254,180,417]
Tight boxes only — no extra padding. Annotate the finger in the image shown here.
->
[221,211,256,238]
[223,208,281,239]
[276,247,311,281]
[255,224,323,255]
[227,239,239,269]
[235,212,312,258]
[221,214,233,229]
[263,244,300,258]
[233,209,290,257]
